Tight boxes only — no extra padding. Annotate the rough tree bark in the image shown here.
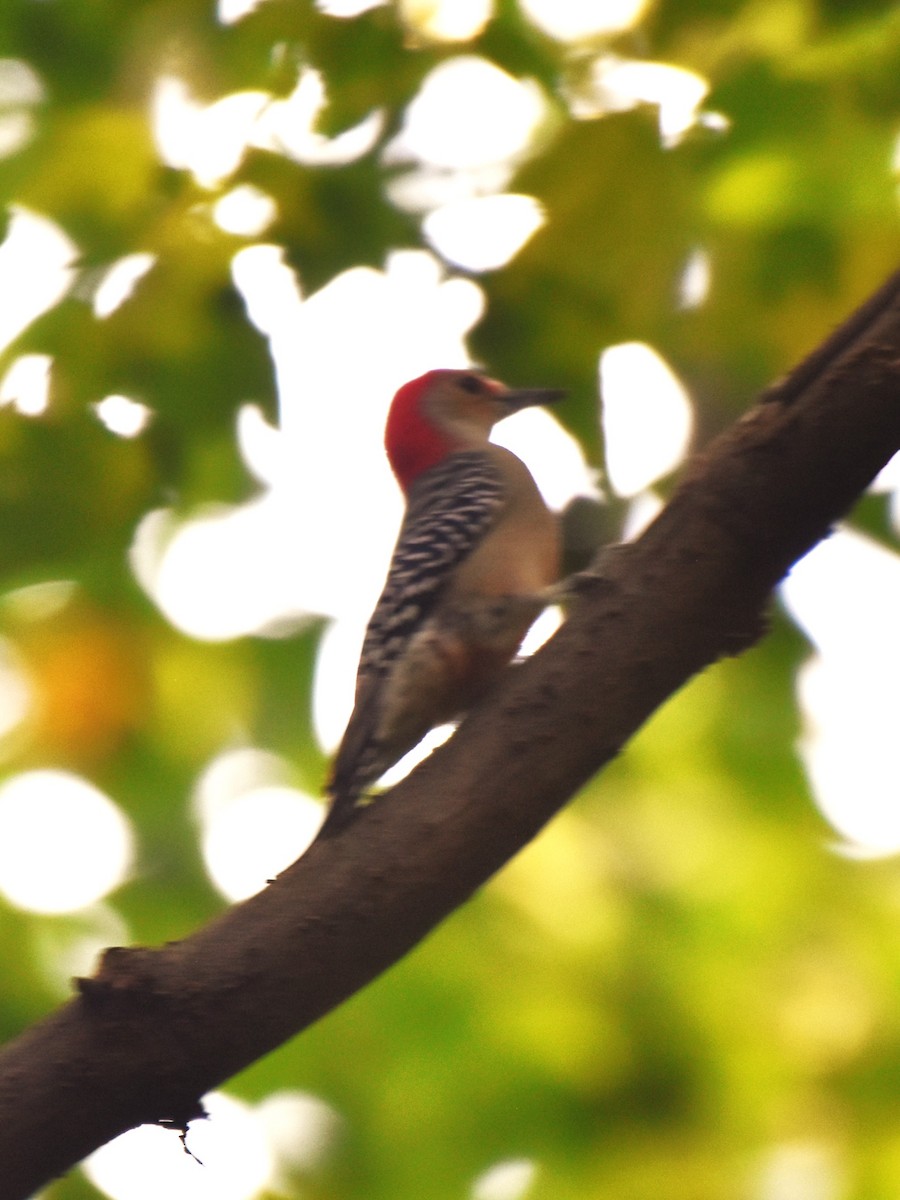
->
[1,269,899,1199]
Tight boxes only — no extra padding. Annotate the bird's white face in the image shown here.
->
[422,370,511,445]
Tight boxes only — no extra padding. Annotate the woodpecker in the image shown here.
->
[320,367,564,836]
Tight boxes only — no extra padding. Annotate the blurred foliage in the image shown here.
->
[0,1,898,1199]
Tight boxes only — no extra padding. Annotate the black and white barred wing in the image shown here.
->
[355,450,505,693]
[322,451,505,831]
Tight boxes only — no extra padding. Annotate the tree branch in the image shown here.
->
[2,270,900,1198]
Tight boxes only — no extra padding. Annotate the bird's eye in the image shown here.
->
[458,373,485,394]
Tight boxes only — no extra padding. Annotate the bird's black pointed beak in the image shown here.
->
[500,387,566,414]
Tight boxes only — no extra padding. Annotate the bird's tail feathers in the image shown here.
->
[317,684,383,838]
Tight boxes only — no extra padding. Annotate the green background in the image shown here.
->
[1,1,900,1197]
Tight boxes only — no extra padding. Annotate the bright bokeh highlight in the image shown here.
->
[92,253,156,318]
[423,193,545,271]
[152,78,269,188]
[0,636,31,739]
[400,0,493,41]
[749,1140,844,1200]
[85,1093,273,1200]
[252,68,384,166]
[521,0,647,40]
[213,185,277,236]
[218,0,268,22]
[0,57,43,158]
[569,56,714,146]
[620,489,665,541]
[317,0,385,13]
[152,70,382,189]
[782,528,900,854]
[678,246,712,309]
[392,57,546,170]
[256,1090,342,1177]
[0,207,75,355]
[194,747,322,899]
[86,1088,341,1200]
[600,342,693,496]
[0,770,133,913]
[201,785,323,900]
[0,58,43,109]
[94,395,153,438]
[0,352,52,415]
[472,1158,538,1200]
[491,404,595,510]
[2,578,77,621]
[131,500,304,641]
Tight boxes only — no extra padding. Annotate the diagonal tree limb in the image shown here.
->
[1,269,900,1198]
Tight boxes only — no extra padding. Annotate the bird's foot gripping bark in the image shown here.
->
[539,544,627,607]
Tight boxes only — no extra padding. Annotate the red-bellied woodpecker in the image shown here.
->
[320,368,565,836]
